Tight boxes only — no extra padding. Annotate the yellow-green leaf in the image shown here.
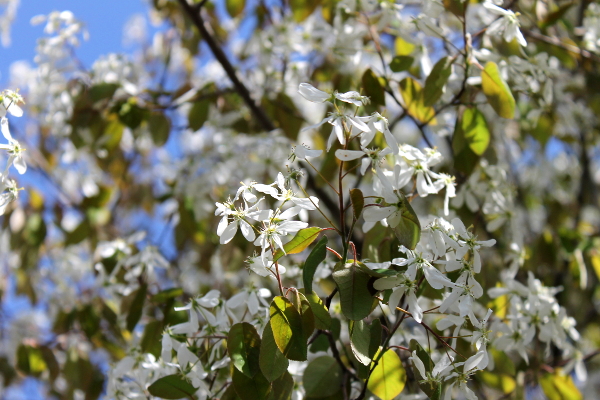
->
[540,370,582,400]
[453,108,490,156]
[395,37,415,56]
[226,0,245,18]
[269,296,307,361]
[399,78,437,125]
[368,349,406,400]
[273,227,323,261]
[481,61,515,119]
[289,0,321,22]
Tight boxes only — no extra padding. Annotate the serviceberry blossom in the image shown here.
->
[483,1,527,47]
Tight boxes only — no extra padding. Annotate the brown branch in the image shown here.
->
[522,29,600,64]
[176,0,275,131]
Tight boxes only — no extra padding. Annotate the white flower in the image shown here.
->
[335,147,392,175]
[483,1,527,47]
[0,179,18,215]
[0,117,27,174]
[334,90,369,106]
[0,90,24,118]
[293,144,322,160]
[298,83,331,103]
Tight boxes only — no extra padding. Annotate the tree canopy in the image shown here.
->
[0,0,600,399]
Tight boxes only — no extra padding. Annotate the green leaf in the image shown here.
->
[226,0,245,17]
[392,193,421,250]
[228,322,262,378]
[399,77,437,125]
[452,108,490,176]
[350,188,364,221]
[269,296,307,361]
[148,374,197,399]
[389,56,414,72]
[232,367,272,400]
[369,319,382,358]
[260,323,289,382]
[289,0,321,22]
[367,349,406,400]
[423,57,453,106]
[303,236,328,293]
[452,108,490,156]
[269,371,294,400]
[188,100,210,131]
[222,384,242,400]
[17,345,47,376]
[362,69,385,107]
[273,227,323,261]
[481,61,515,119]
[332,262,373,320]
[148,111,171,146]
[303,356,343,398]
[539,3,574,29]
[350,320,372,365]
[299,294,316,342]
[89,83,119,103]
[302,291,331,330]
[540,370,582,400]
[443,0,466,18]
[141,320,163,357]
[151,288,184,303]
[126,284,147,332]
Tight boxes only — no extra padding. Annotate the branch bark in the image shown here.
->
[176,0,275,131]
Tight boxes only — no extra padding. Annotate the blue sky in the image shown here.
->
[0,0,151,83]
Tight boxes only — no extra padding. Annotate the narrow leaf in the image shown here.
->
[368,349,406,400]
[126,284,147,332]
[269,296,307,361]
[274,227,323,261]
[302,291,331,330]
[303,236,328,293]
[148,374,197,399]
[228,322,261,378]
[350,188,364,221]
[392,193,421,250]
[423,57,453,106]
[481,61,515,119]
[351,320,372,365]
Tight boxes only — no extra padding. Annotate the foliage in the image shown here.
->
[0,0,600,400]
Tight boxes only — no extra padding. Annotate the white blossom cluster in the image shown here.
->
[0,89,25,215]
